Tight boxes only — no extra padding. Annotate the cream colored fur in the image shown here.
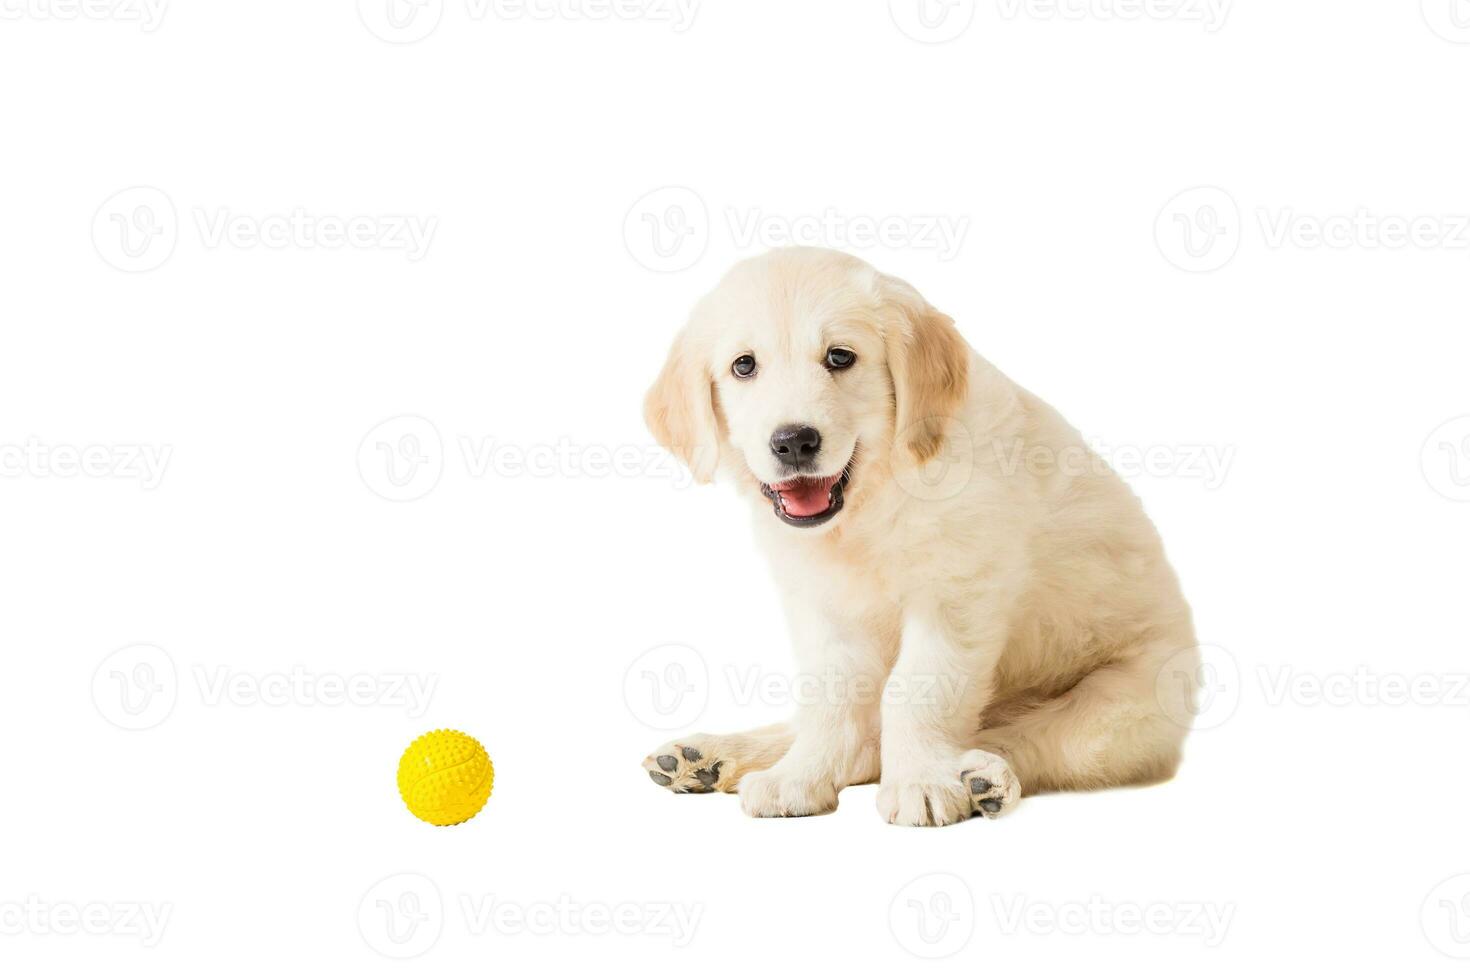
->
[642,247,1197,826]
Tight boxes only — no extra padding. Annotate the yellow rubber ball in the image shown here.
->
[397,729,494,826]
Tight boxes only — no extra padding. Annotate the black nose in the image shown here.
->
[770,424,822,466]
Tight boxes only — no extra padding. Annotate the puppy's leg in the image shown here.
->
[737,606,890,818]
[642,723,793,794]
[972,641,1196,794]
[877,600,1019,827]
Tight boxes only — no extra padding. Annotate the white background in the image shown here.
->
[2,0,1469,975]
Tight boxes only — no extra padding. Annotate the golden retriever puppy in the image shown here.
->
[641,247,1197,826]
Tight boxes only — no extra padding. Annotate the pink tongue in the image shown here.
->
[772,475,838,518]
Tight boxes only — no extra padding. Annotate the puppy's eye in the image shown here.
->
[824,347,856,371]
[731,354,757,379]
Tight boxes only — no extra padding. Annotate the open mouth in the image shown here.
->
[759,459,852,528]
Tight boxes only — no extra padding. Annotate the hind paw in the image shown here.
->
[642,740,730,794]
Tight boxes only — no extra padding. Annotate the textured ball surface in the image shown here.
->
[397,729,494,826]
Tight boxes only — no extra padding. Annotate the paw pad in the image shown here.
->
[960,750,1021,820]
[642,741,727,794]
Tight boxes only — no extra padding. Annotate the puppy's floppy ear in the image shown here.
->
[881,276,970,464]
[645,326,720,484]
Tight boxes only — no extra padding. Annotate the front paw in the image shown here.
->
[738,766,838,818]
[877,749,1022,827]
